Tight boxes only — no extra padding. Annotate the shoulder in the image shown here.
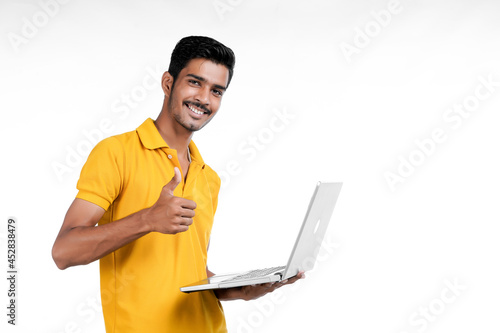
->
[89,129,138,157]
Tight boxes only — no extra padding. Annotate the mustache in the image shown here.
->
[185,101,211,115]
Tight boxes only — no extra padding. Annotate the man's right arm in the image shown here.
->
[52,198,149,270]
[52,167,196,270]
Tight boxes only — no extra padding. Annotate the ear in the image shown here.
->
[161,71,174,97]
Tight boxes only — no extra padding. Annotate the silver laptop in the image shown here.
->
[180,181,342,293]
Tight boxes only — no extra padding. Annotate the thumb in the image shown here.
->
[164,167,181,195]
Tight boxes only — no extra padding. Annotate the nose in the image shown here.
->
[194,86,210,105]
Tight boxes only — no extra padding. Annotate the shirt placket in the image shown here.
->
[161,148,186,196]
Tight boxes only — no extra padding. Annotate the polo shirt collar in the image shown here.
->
[137,118,205,165]
[187,139,204,165]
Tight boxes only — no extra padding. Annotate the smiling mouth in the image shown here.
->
[185,103,210,116]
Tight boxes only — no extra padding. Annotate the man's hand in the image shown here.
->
[143,167,197,234]
[52,167,196,269]
[213,271,306,301]
[239,271,305,301]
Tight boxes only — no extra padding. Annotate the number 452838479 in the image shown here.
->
[7,219,16,270]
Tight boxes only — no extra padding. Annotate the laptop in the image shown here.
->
[180,181,343,293]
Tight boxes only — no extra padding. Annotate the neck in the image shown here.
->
[155,98,193,157]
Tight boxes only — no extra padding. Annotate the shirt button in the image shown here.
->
[167,154,172,159]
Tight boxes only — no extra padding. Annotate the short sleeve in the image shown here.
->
[76,136,124,210]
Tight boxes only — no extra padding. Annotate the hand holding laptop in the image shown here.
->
[214,271,306,301]
[180,182,342,294]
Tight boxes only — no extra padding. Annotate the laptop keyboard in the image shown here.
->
[226,266,286,282]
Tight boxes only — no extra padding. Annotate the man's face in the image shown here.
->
[167,58,229,132]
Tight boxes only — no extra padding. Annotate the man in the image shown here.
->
[52,36,303,332]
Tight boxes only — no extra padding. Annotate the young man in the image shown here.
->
[52,36,303,332]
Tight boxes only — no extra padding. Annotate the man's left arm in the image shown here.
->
[206,267,305,301]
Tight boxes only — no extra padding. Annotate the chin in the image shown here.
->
[185,118,212,132]
[182,121,204,132]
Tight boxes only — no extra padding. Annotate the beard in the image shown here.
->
[167,82,213,132]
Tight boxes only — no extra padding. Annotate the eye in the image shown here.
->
[212,89,223,97]
[188,79,200,86]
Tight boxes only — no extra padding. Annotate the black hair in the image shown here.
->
[168,36,236,87]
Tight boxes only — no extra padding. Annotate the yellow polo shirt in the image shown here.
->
[76,118,227,332]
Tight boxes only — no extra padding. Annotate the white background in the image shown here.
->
[1,0,499,332]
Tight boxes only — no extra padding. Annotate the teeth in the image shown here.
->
[187,104,204,115]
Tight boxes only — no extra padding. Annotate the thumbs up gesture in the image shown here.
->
[143,167,197,234]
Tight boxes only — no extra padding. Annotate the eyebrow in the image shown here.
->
[186,74,227,91]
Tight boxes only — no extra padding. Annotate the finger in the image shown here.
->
[178,198,197,210]
[178,208,195,218]
[175,225,190,233]
[291,271,305,279]
[178,217,193,226]
[285,275,301,284]
[163,167,182,195]
[280,271,305,285]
